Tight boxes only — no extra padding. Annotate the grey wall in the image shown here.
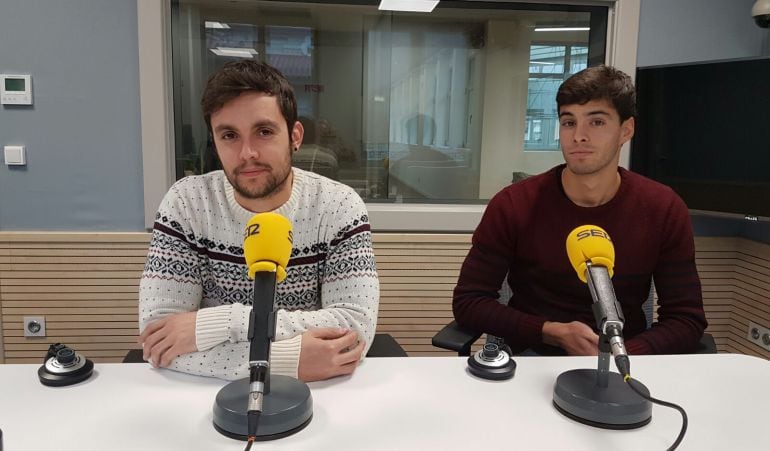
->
[638,0,769,67]
[0,0,144,231]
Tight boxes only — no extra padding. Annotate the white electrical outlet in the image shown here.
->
[747,321,770,351]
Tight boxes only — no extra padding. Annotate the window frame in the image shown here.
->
[138,0,640,231]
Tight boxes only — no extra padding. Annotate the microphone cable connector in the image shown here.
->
[245,361,268,449]
[604,323,630,378]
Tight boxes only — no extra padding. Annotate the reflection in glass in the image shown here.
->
[525,44,588,152]
[171,1,605,203]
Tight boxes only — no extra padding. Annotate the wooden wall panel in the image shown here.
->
[1,233,769,363]
[729,239,770,359]
[693,237,737,353]
[0,233,149,363]
[0,247,5,363]
[692,237,770,358]
[374,234,473,356]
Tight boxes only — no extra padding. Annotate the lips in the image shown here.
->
[237,165,270,176]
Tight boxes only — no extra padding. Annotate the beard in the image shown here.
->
[224,150,292,200]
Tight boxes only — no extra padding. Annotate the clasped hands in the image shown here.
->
[138,311,198,368]
[137,312,365,381]
[542,320,600,356]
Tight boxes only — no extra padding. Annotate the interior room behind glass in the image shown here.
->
[171,0,606,204]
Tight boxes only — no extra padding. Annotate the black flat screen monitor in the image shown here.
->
[631,57,770,219]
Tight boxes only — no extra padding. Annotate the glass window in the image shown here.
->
[525,42,589,152]
[171,1,606,203]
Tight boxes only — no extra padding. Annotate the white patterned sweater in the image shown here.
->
[139,168,380,380]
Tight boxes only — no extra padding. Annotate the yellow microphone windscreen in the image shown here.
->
[243,212,293,282]
[565,225,615,283]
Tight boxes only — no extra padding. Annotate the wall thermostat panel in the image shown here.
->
[1,74,32,105]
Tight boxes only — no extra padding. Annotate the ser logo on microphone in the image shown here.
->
[576,229,611,242]
[244,222,292,244]
[245,223,260,238]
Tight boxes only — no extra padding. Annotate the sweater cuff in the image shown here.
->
[270,334,302,378]
[195,304,247,352]
[517,314,548,347]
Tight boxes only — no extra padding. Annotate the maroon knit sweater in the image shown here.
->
[453,165,707,355]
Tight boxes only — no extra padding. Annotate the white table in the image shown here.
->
[1,354,769,450]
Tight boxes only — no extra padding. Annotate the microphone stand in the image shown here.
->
[553,333,651,429]
[213,271,313,441]
[552,264,652,429]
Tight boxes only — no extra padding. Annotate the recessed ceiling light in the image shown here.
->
[534,27,590,32]
[210,47,259,58]
[379,0,440,13]
[205,21,230,29]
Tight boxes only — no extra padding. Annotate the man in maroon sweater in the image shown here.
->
[453,66,707,356]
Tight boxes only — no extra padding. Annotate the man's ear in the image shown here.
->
[291,121,304,151]
[619,116,635,146]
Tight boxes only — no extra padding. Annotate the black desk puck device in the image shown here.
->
[467,343,516,380]
[38,343,94,387]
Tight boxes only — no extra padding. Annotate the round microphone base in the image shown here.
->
[553,369,652,430]
[213,375,313,441]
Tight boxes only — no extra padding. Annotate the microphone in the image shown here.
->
[212,212,312,443]
[243,212,292,282]
[552,225,651,430]
[565,225,629,377]
[243,213,293,441]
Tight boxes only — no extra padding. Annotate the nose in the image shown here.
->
[239,137,260,160]
[573,121,589,143]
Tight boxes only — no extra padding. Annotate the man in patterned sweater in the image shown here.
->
[138,60,379,381]
[453,66,707,355]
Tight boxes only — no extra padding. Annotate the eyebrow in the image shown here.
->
[559,110,612,118]
[213,119,280,133]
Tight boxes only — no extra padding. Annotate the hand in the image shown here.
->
[297,328,366,382]
[138,312,198,368]
[542,321,599,356]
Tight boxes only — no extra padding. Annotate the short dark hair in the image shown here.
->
[201,59,297,138]
[556,65,636,122]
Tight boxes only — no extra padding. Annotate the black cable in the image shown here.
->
[243,413,260,450]
[244,410,260,451]
[625,376,688,451]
